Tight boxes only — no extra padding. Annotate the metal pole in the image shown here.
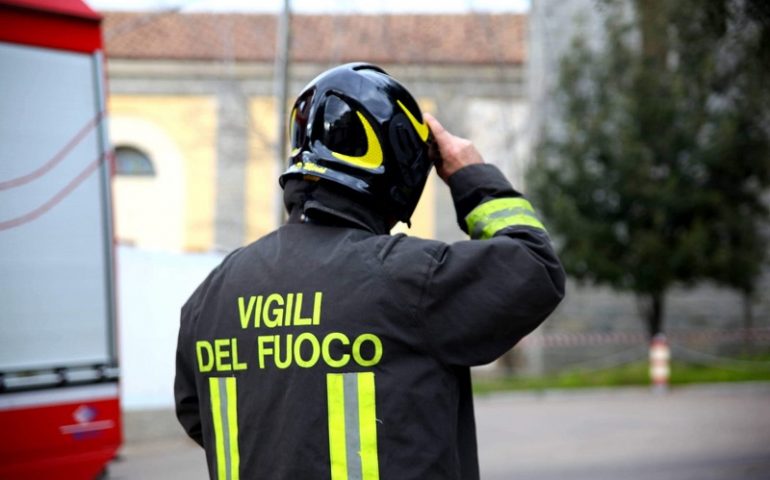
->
[273,0,291,227]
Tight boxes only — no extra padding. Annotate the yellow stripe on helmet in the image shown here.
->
[396,99,429,142]
[330,111,384,170]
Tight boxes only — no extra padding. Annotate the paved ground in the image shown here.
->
[108,383,770,480]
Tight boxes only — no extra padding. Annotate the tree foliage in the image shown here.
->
[527,0,770,335]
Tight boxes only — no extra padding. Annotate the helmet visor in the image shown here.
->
[317,95,368,157]
[290,92,313,155]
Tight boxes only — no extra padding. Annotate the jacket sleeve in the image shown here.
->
[174,296,204,447]
[417,164,565,366]
[174,249,242,446]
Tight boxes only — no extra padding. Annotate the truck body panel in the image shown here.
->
[0,1,121,478]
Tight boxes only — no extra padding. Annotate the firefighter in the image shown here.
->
[175,63,565,480]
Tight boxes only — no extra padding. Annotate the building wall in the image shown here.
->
[109,95,216,252]
[244,96,277,243]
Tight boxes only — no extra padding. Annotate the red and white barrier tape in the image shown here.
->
[522,328,770,348]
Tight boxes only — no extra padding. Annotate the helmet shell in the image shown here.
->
[279,63,432,224]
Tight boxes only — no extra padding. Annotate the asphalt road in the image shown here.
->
[108,383,770,480]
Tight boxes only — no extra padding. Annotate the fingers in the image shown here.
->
[424,113,450,146]
[421,112,485,183]
[423,112,441,133]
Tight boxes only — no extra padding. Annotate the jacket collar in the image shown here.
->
[284,180,390,235]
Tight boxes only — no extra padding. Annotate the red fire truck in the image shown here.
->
[0,1,121,478]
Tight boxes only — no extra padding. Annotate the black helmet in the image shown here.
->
[279,63,432,225]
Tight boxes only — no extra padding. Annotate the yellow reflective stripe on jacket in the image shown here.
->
[327,373,348,479]
[465,197,545,239]
[327,372,380,480]
[226,378,240,478]
[210,377,240,480]
[357,373,379,479]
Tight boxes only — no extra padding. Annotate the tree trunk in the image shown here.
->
[743,291,754,350]
[639,293,665,338]
[638,0,668,65]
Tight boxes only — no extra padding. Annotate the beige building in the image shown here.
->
[103,11,528,252]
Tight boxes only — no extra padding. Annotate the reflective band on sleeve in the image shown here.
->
[465,197,546,239]
[210,377,240,480]
[327,372,380,480]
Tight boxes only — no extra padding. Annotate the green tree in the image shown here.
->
[527,0,770,336]
[674,0,770,331]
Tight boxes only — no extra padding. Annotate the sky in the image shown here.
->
[86,0,530,14]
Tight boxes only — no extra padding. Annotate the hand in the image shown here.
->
[424,113,484,183]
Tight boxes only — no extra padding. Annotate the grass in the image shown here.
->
[472,353,770,395]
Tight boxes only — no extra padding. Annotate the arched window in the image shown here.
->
[114,146,155,176]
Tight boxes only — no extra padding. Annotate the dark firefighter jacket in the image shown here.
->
[175,163,565,480]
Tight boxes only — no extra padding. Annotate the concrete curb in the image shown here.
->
[474,380,770,404]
